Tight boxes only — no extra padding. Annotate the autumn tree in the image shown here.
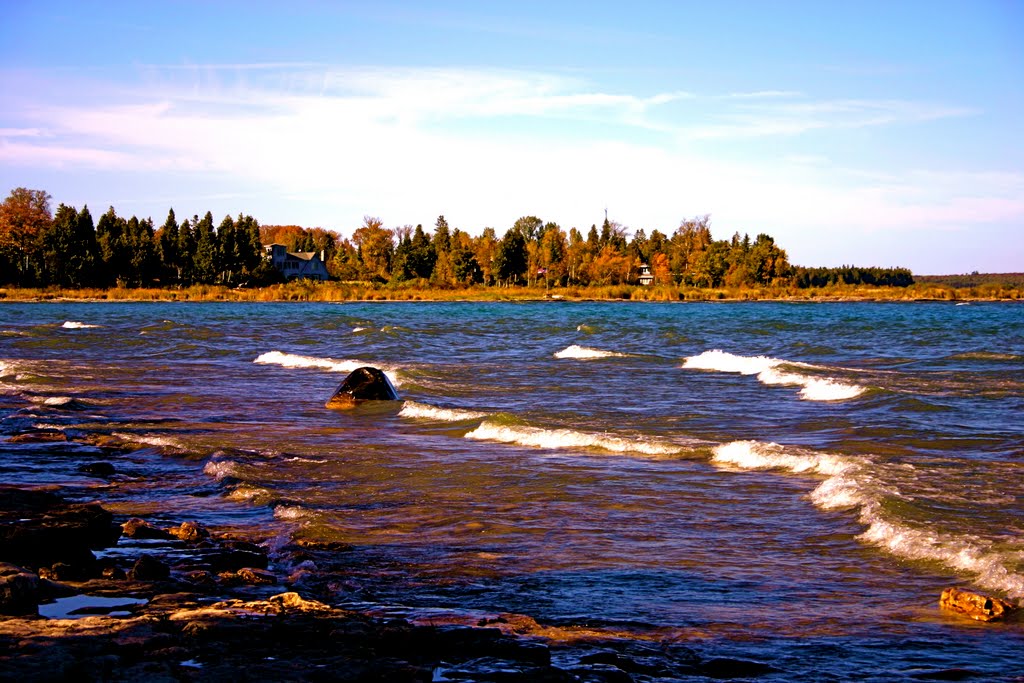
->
[0,187,52,285]
[352,216,393,281]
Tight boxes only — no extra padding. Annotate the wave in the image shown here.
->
[202,460,241,481]
[465,421,686,457]
[253,351,401,386]
[61,321,100,329]
[399,401,488,422]
[111,432,188,451]
[682,350,866,401]
[714,439,1024,599]
[554,345,626,360]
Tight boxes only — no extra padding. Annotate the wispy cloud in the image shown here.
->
[0,63,1018,271]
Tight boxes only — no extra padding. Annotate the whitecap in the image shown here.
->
[399,401,487,422]
[712,440,855,476]
[202,460,240,481]
[112,432,187,451]
[465,421,683,457]
[273,505,314,521]
[253,350,401,386]
[857,512,1024,599]
[553,345,625,360]
[683,349,866,401]
[61,321,100,329]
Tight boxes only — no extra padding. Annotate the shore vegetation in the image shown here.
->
[2,187,1020,301]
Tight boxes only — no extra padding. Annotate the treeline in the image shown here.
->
[0,187,914,290]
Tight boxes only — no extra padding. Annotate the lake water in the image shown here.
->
[2,300,1022,679]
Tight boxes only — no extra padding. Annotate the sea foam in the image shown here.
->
[465,421,684,457]
[254,351,401,386]
[61,321,100,329]
[715,439,1024,599]
[399,401,488,422]
[682,350,866,401]
[553,345,625,360]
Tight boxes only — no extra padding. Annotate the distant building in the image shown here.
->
[638,263,654,286]
[264,244,329,281]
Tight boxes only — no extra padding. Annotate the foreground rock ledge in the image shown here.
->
[940,587,1018,622]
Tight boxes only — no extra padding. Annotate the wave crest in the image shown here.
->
[554,345,625,360]
[399,401,487,422]
[465,421,684,457]
[61,321,100,329]
[683,350,865,401]
[254,351,400,386]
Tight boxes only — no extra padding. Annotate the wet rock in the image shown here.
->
[128,555,171,581]
[940,587,1017,622]
[122,517,174,540]
[0,563,39,615]
[325,366,399,408]
[0,487,121,571]
[183,570,218,588]
[38,561,93,582]
[167,521,210,542]
[204,549,268,572]
[221,567,277,586]
[78,461,116,477]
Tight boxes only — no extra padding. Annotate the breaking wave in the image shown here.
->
[713,439,1024,599]
[61,321,100,329]
[465,421,686,457]
[682,350,866,401]
[399,401,488,422]
[253,351,401,386]
[553,345,626,360]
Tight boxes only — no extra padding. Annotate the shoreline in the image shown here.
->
[1,283,1021,304]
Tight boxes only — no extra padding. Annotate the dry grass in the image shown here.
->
[1,281,1020,303]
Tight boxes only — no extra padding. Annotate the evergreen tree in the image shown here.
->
[176,217,195,285]
[192,211,218,284]
[494,228,527,285]
[156,209,180,285]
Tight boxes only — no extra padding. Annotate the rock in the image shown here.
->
[122,518,174,540]
[9,430,67,443]
[222,567,277,586]
[325,366,399,409]
[39,562,93,582]
[0,487,121,571]
[78,462,116,477]
[0,563,39,615]
[167,521,210,542]
[128,555,171,581]
[940,587,1017,622]
[205,549,268,572]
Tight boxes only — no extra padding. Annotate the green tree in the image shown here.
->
[176,217,196,285]
[192,211,218,284]
[494,228,527,285]
[156,209,180,285]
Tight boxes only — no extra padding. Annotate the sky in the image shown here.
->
[1,1,1021,274]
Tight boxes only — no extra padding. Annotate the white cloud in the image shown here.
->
[1,63,1019,272]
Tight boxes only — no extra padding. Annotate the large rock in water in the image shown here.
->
[940,587,1017,622]
[325,367,399,409]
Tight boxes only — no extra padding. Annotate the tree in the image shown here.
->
[156,209,181,284]
[493,228,527,285]
[96,207,129,286]
[192,212,218,284]
[351,216,393,281]
[0,187,52,285]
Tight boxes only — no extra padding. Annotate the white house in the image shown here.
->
[264,244,329,281]
[638,263,654,286]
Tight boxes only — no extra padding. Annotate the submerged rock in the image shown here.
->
[325,367,399,409]
[0,563,39,615]
[0,487,122,573]
[940,587,1017,622]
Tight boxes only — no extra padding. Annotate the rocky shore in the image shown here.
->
[0,484,790,682]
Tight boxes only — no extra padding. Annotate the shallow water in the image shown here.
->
[2,300,1023,679]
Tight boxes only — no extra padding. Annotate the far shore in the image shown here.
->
[1,281,1021,304]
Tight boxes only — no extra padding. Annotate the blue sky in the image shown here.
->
[2,1,1021,273]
